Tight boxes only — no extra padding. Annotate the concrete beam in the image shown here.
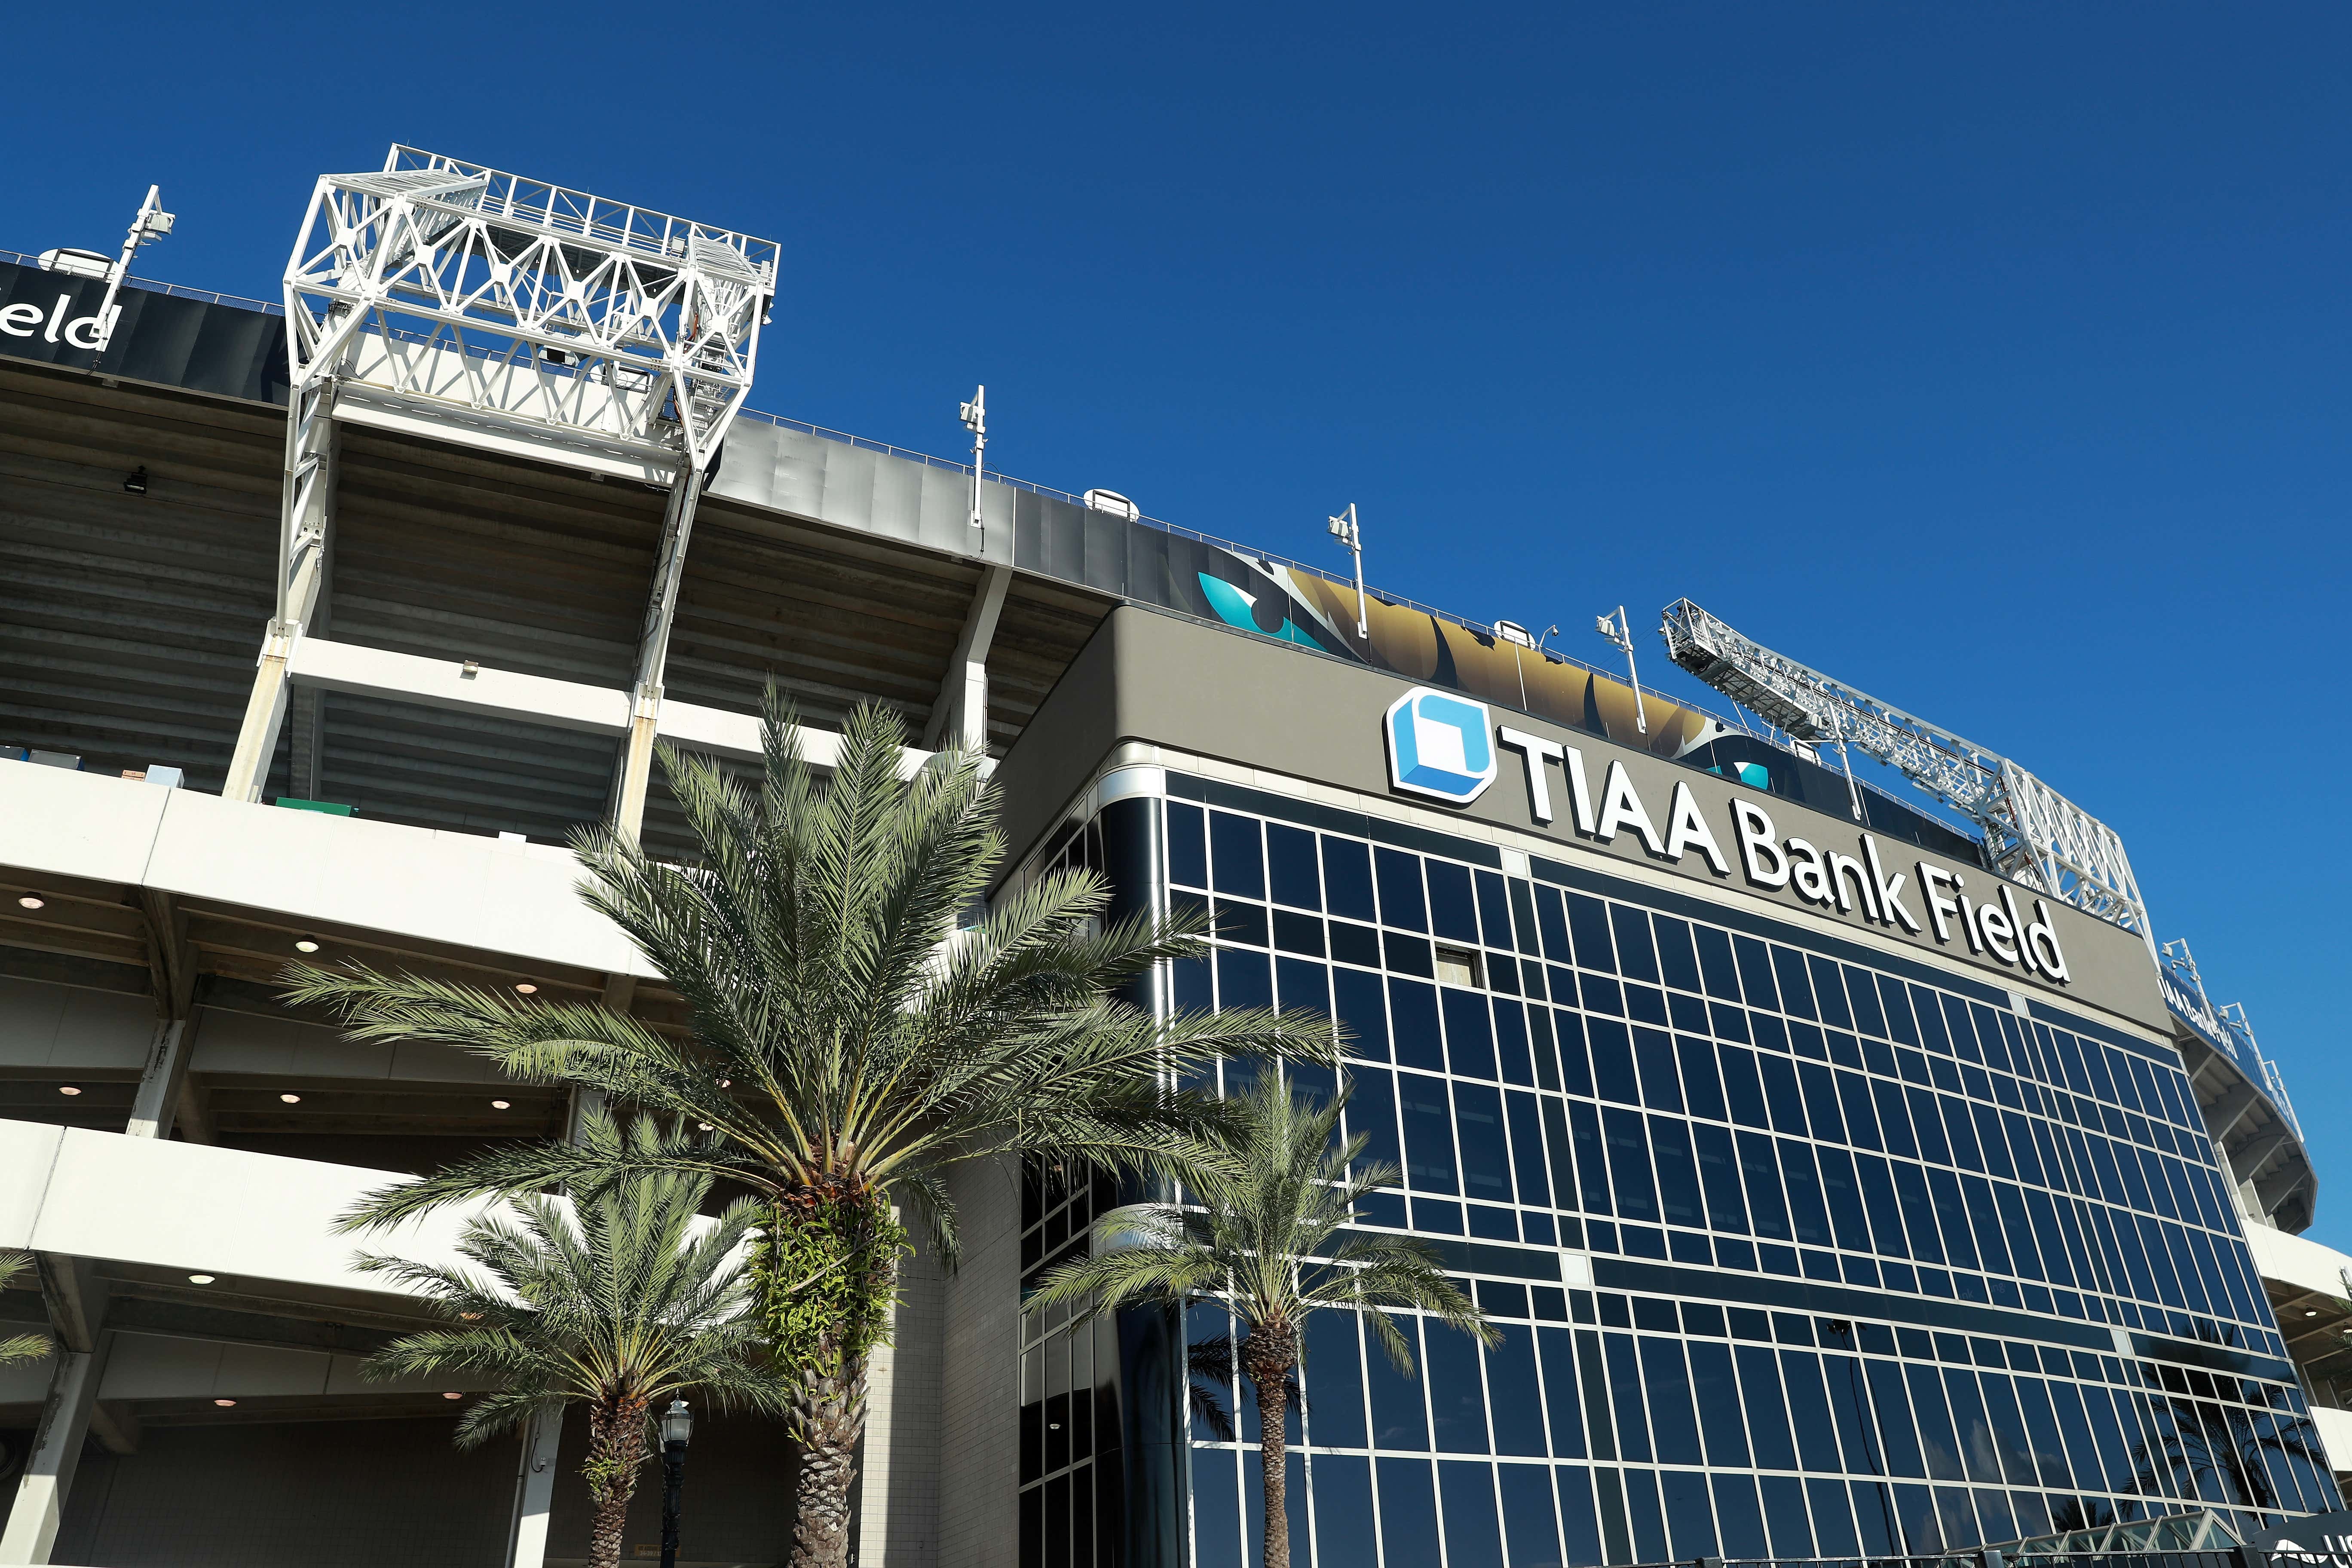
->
[288,638,632,736]
[922,564,1012,753]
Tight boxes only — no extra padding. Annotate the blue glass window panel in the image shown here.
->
[1733,935,1778,1011]
[1779,1140,1831,1247]
[1737,1131,1789,1240]
[1209,812,1265,898]
[1218,949,1272,1012]
[1167,803,1209,888]
[1345,1066,1401,1174]
[1475,869,1514,949]
[1368,1321,1429,1450]
[1674,1036,1724,1121]
[1456,1082,1511,1205]
[1978,1372,2035,1487]
[1851,1481,1898,1556]
[1842,966,1886,1036]
[1688,925,1737,1001]
[1332,969,1388,1063]
[1651,1118,1703,1230]
[1973,1485,2017,1545]
[1413,1197,1466,1235]
[1931,1486,1977,1552]
[1566,894,1614,971]
[1880,976,1920,1045]
[1400,1078,1459,1195]
[1866,1358,1928,1476]
[1192,1445,1243,1568]
[1684,1339,1747,1467]
[1496,1001,1536,1087]
[1425,859,1479,944]
[1835,1070,1882,1151]
[1537,1097,1576,1216]
[1708,1473,1762,1559]
[1610,906,1660,984]
[1721,1343,1790,1469]
[1277,957,1329,1023]
[1621,1468,1668,1563]
[1893,1163,1943,1262]
[1558,1467,1605,1567]
[1631,1028,1681,1113]
[1872,1079,1918,1158]
[1388,980,1442,1073]
[1376,1458,1442,1565]
[1375,848,1427,932]
[1386,931,1435,980]
[1651,916,1700,994]
[1693,1124,1747,1234]
[1639,1338,1701,1466]
[1889,1482,1938,1552]
[1443,988,1498,1080]
[1309,1454,1375,1568]
[1507,879,1541,958]
[1907,1085,1951,1164]
[1664,1471,1724,1560]
[1439,1460,1504,1565]
[1572,1329,1616,1459]
[1569,1102,1612,1216]
[1603,1335,1651,1461]
[2042,1378,2102,1492]
[1321,838,1375,922]
[1477,1326,1545,1458]
[1602,1109,1657,1222]
[1266,823,1320,910]
[1720,1046,1769,1129]
[1770,945,1816,1017]
[1906,1363,1965,1480]
[1816,1148,1871,1251]
[1944,1367,2000,1484]
[1808,1478,1859,1556]
[1533,1335,1590,1467]
[1586,1018,1637,1105]
[1941,1097,1983,1169]
[1796,1061,1844,1142]
[1926,1167,1977,1270]
[1782,1348,1843,1470]
[1506,1091,1550,1210]
[1302,1311,1366,1450]
[1534,885,1572,964]
[1496,1463,1562,1568]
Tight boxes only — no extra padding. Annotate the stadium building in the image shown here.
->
[0,150,2341,1568]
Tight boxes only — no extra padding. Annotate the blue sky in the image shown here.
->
[12,3,2350,1239]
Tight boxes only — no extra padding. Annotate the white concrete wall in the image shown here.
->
[0,1117,479,1297]
[858,1223,943,1568]
[0,977,152,1070]
[2313,1405,2352,1476]
[0,760,654,980]
[2245,1220,2352,1302]
[936,1155,1022,1568]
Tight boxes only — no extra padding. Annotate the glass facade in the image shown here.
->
[1016,775,2335,1568]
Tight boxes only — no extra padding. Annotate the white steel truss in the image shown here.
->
[1659,599,2155,953]
[281,146,777,485]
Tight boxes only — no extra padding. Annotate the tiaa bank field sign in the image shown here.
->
[1381,686,2072,986]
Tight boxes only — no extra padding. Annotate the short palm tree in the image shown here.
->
[1027,1075,1495,1568]
[287,698,1332,1568]
[353,1119,786,1568]
[0,1254,49,1366]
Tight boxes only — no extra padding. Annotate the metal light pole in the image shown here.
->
[93,185,175,355]
[960,386,987,540]
[1593,606,1649,735]
[658,1398,693,1568]
[1326,504,1366,638]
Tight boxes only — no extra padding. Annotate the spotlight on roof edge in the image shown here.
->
[1658,598,2153,953]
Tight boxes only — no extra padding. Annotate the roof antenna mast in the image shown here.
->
[961,386,987,543]
[1326,504,1366,639]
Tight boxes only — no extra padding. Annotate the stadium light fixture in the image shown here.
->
[1593,606,1650,735]
[92,185,175,355]
[1326,505,1366,639]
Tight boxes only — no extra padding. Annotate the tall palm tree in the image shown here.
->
[352,1118,787,1568]
[286,698,1332,1568]
[0,1254,49,1366]
[1026,1075,1495,1568]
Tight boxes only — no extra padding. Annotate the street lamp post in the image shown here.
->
[658,1398,694,1568]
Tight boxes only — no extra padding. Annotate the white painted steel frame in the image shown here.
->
[1660,598,2156,956]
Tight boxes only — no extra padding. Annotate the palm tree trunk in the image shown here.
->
[584,1397,649,1568]
[1243,1326,1299,1568]
[787,1356,869,1568]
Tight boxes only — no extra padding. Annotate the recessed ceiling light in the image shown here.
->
[17,896,43,910]
[279,1093,302,1104]
[214,1398,237,1407]
[57,1085,81,1096]
[442,1391,462,1400]
[513,982,538,995]
[490,1099,511,1110]
[697,1123,713,1132]
[187,1274,215,1285]
[2307,1309,2321,1317]
[294,939,320,954]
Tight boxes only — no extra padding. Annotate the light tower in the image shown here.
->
[224,147,778,816]
[1326,504,1366,638]
[961,386,987,539]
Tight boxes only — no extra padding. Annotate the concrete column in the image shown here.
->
[0,1335,112,1564]
[222,623,300,804]
[123,1017,192,1139]
[504,1402,567,1568]
[856,1216,942,1568]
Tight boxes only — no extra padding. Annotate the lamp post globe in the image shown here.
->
[658,1399,692,1568]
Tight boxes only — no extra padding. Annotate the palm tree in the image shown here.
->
[1026,1075,1495,1568]
[352,1118,787,1568]
[285,698,1332,1568]
[0,1254,49,1366]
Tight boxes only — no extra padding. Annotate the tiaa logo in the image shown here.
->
[1384,687,1496,804]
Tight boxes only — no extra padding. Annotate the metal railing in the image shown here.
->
[0,249,284,314]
